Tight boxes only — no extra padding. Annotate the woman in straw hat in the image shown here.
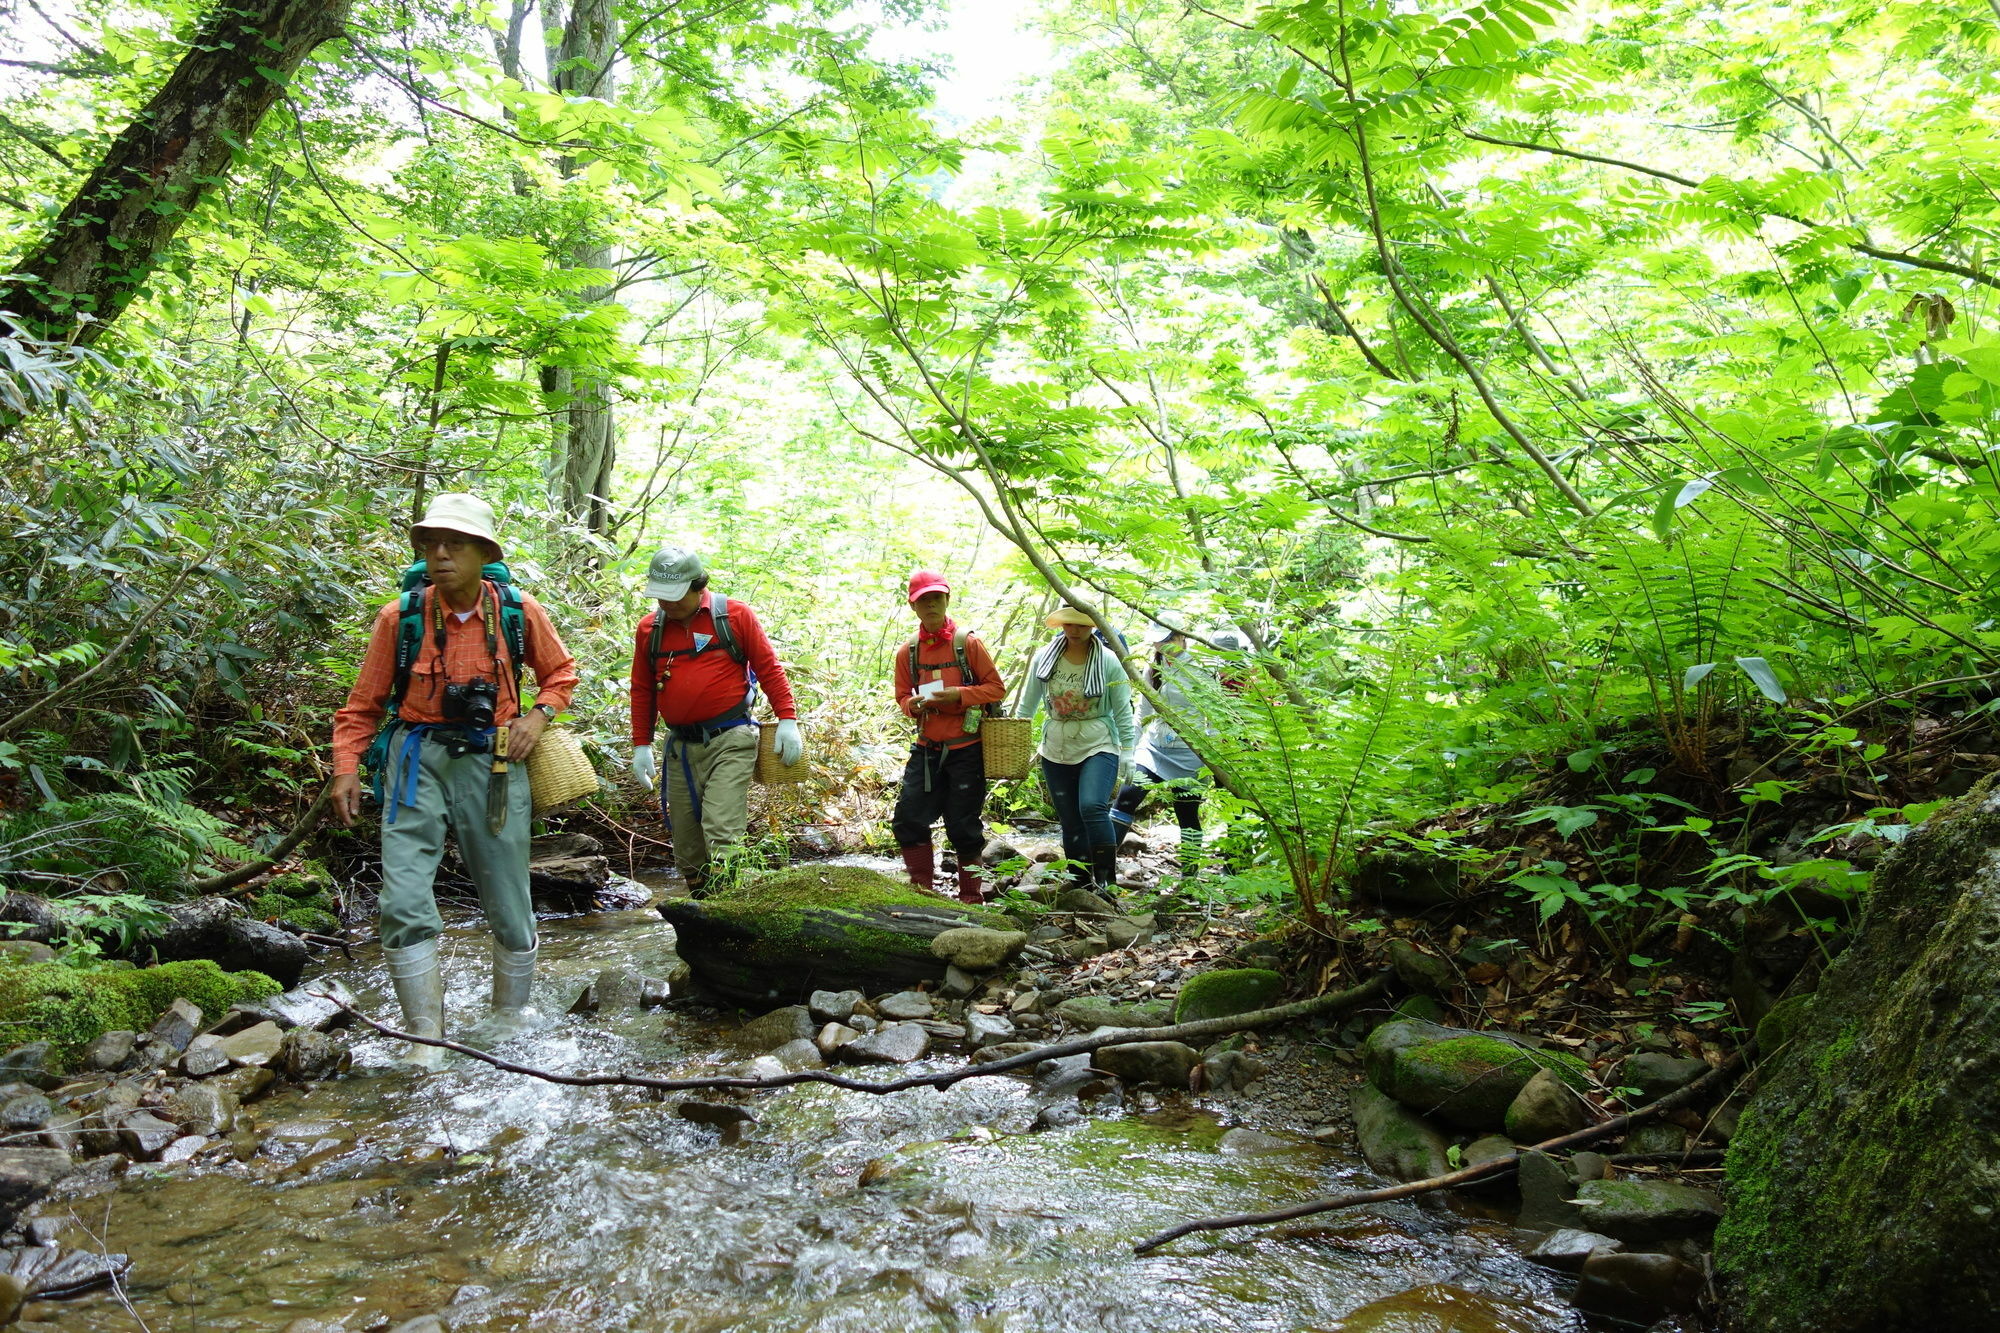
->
[1017,605,1137,895]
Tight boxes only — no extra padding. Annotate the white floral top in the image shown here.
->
[1019,646,1136,766]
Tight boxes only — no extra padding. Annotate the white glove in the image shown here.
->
[631,744,657,790]
[775,718,803,766]
[1118,752,1134,792]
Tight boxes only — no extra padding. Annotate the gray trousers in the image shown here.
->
[379,733,536,952]
[660,724,758,880]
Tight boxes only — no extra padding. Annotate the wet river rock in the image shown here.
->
[0,1148,76,1234]
[808,990,862,1024]
[842,1022,930,1064]
[80,1031,137,1073]
[1091,1040,1199,1089]
[1504,1066,1590,1142]
[1363,1019,1589,1131]
[734,1005,816,1051]
[1574,1178,1722,1241]
[659,866,1019,1006]
[1349,1083,1449,1182]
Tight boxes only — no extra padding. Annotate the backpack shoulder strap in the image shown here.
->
[952,627,976,684]
[710,594,747,664]
[388,587,428,714]
[495,581,527,687]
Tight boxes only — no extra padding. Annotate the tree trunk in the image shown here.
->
[550,0,620,534]
[1,0,351,343]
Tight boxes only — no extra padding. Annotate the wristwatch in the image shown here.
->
[532,703,558,721]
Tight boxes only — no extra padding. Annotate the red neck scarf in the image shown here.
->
[917,617,957,651]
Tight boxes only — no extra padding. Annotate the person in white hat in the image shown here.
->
[628,544,801,898]
[330,493,578,1069]
[1110,620,1229,882]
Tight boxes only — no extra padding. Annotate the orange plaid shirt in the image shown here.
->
[331,586,579,776]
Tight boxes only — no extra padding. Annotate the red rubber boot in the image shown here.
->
[956,862,985,904]
[900,843,936,892]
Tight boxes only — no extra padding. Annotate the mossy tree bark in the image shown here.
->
[1,0,352,342]
[547,0,620,535]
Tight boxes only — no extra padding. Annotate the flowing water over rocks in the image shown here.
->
[38,891,1589,1331]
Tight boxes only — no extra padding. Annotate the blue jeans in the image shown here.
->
[1042,751,1120,863]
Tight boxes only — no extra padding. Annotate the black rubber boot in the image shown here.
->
[1088,844,1119,895]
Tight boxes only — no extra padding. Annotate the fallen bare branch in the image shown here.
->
[1132,1044,1751,1254]
[320,969,1390,1096]
[189,782,333,894]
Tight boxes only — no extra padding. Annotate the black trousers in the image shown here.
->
[1112,765,1204,833]
[892,741,988,860]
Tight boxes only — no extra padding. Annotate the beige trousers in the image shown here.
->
[660,724,758,886]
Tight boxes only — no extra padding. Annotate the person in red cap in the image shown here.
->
[892,571,1008,902]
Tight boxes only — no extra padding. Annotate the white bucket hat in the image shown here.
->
[411,493,504,560]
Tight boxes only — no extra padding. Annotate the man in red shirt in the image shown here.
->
[331,493,578,1068]
[628,545,801,899]
[893,571,1008,902]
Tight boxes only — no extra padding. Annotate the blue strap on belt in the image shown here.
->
[675,738,701,823]
[381,722,495,825]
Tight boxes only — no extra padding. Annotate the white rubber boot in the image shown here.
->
[383,938,447,1072]
[464,938,543,1047]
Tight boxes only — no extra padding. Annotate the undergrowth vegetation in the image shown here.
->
[2,0,1999,1001]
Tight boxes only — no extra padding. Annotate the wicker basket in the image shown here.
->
[980,715,1035,780]
[525,725,600,812]
[756,722,808,785]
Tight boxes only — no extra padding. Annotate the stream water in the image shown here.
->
[43,889,1589,1332]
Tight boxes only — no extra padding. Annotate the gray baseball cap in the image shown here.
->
[643,545,705,600]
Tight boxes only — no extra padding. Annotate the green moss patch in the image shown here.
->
[248,863,340,935]
[1174,968,1286,1023]
[712,864,1013,922]
[0,958,280,1066]
[705,866,1016,960]
[1369,1022,1589,1131]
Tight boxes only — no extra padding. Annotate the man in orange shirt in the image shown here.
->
[331,494,578,1068]
[628,545,800,899]
[892,571,1008,902]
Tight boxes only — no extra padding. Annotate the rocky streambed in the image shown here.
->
[0,862,1711,1332]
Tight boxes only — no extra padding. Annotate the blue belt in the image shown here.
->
[381,722,495,825]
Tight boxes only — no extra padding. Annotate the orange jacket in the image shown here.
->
[331,588,578,776]
[893,630,1007,749]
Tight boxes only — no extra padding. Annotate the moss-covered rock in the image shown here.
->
[1348,849,1462,908]
[247,865,340,935]
[1363,1018,1588,1130]
[658,866,1019,1006]
[1717,776,2000,1332]
[0,959,280,1067]
[1173,967,1285,1023]
[1349,1082,1450,1181]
